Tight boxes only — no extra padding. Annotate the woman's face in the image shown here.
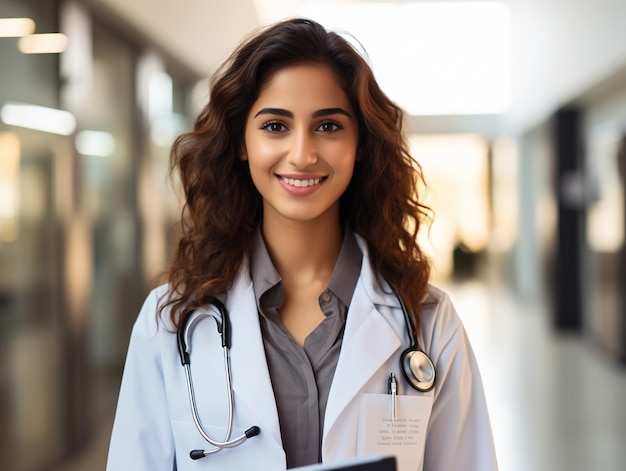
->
[243,63,359,227]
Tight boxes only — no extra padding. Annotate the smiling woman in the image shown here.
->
[107,18,498,471]
[243,63,359,229]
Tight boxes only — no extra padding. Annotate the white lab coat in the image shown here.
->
[107,237,498,470]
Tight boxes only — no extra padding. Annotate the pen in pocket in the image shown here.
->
[388,373,397,422]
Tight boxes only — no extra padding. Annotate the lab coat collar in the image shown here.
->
[323,235,404,440]
[352,234,400,308]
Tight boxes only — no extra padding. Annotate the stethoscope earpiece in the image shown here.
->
[178,303,260,460]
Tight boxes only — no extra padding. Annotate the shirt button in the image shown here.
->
[321,292,331,302]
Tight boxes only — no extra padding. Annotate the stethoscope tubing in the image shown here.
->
[179,307,261,460]
[183,346,241,455]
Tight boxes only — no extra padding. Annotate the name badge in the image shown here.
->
[357,393,433,471]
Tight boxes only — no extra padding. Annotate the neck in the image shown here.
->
[261,212,343,287]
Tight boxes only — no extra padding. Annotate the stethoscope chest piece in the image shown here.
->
[401,348,436,392]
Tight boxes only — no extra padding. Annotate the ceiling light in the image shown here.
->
[18,33,68,54]
[0,18,35,37]
[75,130,116,157]
[1,102,76,135]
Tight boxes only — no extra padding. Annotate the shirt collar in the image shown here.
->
[326,226,362,307]
[249,226,363,308]
[250,228,282,310]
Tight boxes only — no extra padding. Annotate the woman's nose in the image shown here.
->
[287,130,318,168]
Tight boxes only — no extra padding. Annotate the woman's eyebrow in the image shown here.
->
[253,107,352,119]
[312,108,351,118]
[254,108,293,118]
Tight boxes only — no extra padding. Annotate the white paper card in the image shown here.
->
[357,393,433,471]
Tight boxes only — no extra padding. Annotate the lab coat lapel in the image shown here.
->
[323,275,402,440]
[224,263,283,448]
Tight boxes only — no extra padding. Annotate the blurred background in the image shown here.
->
[1,0,625,470]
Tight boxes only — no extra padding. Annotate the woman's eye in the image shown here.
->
[318,121,341,133]
[262,121,287,133]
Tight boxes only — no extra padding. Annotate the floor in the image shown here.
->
[53,279,626,471]
[447,280,626,471]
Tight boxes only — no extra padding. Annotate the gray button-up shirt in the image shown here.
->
[250,228,362,469]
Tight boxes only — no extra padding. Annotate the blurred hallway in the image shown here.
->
[50,277,626,471]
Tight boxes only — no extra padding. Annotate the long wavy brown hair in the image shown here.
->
[162,18,432,337]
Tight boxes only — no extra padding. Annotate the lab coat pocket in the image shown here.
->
[356,393,433,471]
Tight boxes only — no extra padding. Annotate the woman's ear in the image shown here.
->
[240,146,248,161]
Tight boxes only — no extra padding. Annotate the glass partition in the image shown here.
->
[0,1,194,468]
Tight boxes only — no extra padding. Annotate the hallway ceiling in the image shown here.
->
[92,0,262,76]
[87,0,626,134]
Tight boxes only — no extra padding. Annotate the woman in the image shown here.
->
[107,18,498,471]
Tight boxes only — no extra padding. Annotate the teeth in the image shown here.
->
[282,177,321,188]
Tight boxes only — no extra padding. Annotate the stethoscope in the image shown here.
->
[176,291,436,460]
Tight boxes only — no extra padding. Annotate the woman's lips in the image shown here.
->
[281,176,321,187]
[276,175,327,194]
